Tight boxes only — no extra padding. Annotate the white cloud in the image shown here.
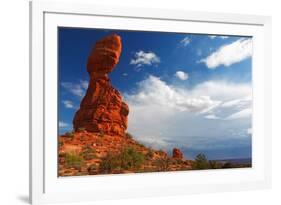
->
[200,38,252,69]
[180,36,191,46]
[190,81,251,101]
[247,128,252,135]
[221,96,251,108]
[130,50,160,67]
[62,100,75,109]
[197,49,202,56]
[209,35,229,39]
[125,76,252,151]
[125,75,220,113]
[61,80,88,97]
[226,108,252,120]
[220,36,229,39]
[205,114,220,120]
[80,80,89,89]
[134,135,170,149]
[175,71,189,80]
[59,121,69,128]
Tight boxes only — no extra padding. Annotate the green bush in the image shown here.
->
[88,164,98,175]
[78,127,86,132]
[155,157,171,171]
[158,149,166,155]
[58,152,66,158]
[136,142,145,148]
[65,153,84,170]
[80,145,96,160]
[58,141,64,147]
[99,147,145,173]
[99,152,121,173]
[99,130,105,138]
[125,132,133,139]
[145,149,154,160]
[192,153,210,170]
[80,135,85,141]
[209,160,222,169]
[120,147,144,170]
[222,162,234,169]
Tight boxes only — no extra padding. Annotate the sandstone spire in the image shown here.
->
[73,34,129,136]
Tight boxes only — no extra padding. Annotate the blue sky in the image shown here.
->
[58,27,252,160]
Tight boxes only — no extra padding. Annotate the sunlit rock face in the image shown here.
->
[73,34,129,136]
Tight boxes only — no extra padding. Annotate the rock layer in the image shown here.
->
[73,34,129,136]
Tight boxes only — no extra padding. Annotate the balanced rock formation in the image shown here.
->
[73,34,129,136]
[172,148,184,160]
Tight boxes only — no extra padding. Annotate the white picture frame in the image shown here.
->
[30,1,272,204]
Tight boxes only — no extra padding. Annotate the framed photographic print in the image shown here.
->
[30,1,272,204]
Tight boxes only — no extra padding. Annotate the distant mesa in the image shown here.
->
[73,34,129,136]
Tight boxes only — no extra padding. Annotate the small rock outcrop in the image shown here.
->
[73,34,129,136]
[172,148,184,160]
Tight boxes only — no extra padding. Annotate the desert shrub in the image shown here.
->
[125,132,134,139]
[65,131,75,140]
[99,130,105,138]
[145,149,154,160]
[222,162,234,169]
[80,135,85,141]
[174,158,184,164]
[65,153,84,170]
[155,156,171,171]
[192,154,210,170]
[58,152,66,158]
[209,160,222,169]
[125,132,133,139]
[58,141,64,147]
[83,153,97,160]
[81,145,96,160]
[78,127,86,132]
[136,142,145,148]
[99,152,121,174]
[99,147,145,173]
[88,164,98,175]
[158,149,167,156]
[119,147,144,170]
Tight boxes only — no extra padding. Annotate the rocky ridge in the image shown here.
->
[59,131,192,176]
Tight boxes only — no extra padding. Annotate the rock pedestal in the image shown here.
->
[73,34,129,136]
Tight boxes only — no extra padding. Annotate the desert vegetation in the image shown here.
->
[65,153,85,170]
[99,147,145,174]
[192,153,251,170]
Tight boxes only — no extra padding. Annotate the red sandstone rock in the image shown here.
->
[73,34,129,136]
[172,148,184,160]
[87,34,122,76]
[58,131,193,176]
